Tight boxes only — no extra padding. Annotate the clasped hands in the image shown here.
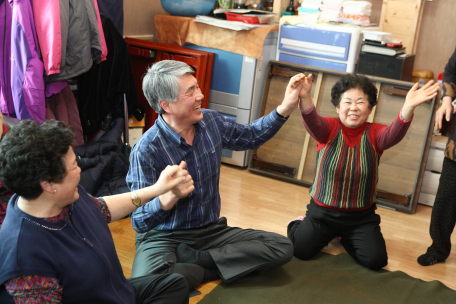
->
[157,161,195,210]
[278,73,314,117]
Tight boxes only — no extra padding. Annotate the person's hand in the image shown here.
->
[158,161,195,210]
[401,80,440,121]
[435,96,453,131]
[277,73,313,117]
[169,161,194,199]
[155,164,188,194]
[294,73,313,100]
[405,80,440,109]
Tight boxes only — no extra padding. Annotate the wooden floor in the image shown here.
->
[109,164,456,292]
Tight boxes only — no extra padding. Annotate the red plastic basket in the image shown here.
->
[224,12,271,24]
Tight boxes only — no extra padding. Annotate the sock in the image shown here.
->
[176,243,217,269]
[417,253,444,266]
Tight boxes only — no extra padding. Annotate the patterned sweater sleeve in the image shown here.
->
[299,101,338,143]
[372,111,412,153]
[88,194,111,223]
[4,275,62,303]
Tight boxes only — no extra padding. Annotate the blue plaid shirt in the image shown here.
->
[127,109,286,232]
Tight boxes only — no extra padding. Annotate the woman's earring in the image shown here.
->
[53,190,57,195]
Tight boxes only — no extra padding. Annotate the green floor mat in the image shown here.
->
[198,252,456,304]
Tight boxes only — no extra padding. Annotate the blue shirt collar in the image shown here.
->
[156,114,203,146]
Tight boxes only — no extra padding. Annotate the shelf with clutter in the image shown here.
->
[357,30,415,81]
[276,1,380,73]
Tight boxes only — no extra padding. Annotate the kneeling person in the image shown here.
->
[287,73,439,270]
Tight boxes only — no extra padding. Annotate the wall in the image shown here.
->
[414,0,456,79]
[369,0,383,25]
[123,0,167,38]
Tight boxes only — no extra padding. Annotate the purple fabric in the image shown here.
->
[0,1,14,117]
[45,80,68,97]
[9,0,45,122]
[45,85,84,146]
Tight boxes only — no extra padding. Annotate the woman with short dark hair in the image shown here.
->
[287,73,439,270]
[0,120,192,303]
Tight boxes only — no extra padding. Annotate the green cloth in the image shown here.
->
[199,252,456,304]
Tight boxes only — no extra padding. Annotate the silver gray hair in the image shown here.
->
[142,60,195,114]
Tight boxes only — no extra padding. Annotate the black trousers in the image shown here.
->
[287,200,388,270]
[426,157,456,260]
[0,284,14,304]
[129,273,189,304]
[131,217,293,288]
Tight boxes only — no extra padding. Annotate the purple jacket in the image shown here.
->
[0,0,45,122]
[0,0,14,118]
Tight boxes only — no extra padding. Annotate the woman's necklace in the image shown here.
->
[23,216,67,231]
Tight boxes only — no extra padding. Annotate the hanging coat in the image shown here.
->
[0,0,13,117]
[8,0,46,122]
[32,0,108,82]
[77,14,144,135]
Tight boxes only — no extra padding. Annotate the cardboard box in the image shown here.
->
[129,116,145,128]
[129,128,143,147]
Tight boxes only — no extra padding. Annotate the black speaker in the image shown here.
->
[357,52,415,81]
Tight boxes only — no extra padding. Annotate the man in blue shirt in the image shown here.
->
[127,60,302,288]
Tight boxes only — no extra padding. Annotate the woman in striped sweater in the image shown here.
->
[287,73,439,270]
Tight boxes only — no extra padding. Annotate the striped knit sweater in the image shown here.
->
[310,124,378,209]
[301,103,411,211]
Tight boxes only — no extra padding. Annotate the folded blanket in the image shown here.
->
[323,0,345,4]
[343,7,371,15]
[297,12,321,27]
[303,0,323,3]
[343,1,372,9]
[280,15,305,25]
[320,4,342,11]
[320,9,341,21]
[301,2,322,10]
[339,12,370,20]
[339,12,370,24]
[298,7,321,13]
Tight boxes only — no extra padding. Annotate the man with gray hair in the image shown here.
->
[126,60,301,289]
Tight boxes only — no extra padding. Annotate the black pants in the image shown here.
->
[426,157,456,260]
[0,284,14,304]
[128,273,188,304]
[131,217,293,288]
[287,200,388,270]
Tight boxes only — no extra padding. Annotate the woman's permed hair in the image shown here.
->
[331,73,378,109]
[142,60,195,115]
[0,120,75,200]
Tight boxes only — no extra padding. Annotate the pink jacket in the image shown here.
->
[32,0,107,81]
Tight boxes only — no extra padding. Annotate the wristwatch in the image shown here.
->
[131,190,142,208]
[275,108,290,120]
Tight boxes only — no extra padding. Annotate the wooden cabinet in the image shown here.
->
[418,135,447,207]
[379,0,425,55]
[248,61,438,213]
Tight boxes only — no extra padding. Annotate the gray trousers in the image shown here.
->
[131,217,293,288]
[128,273,188,304]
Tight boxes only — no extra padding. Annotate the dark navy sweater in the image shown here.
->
[0,185,135,303]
